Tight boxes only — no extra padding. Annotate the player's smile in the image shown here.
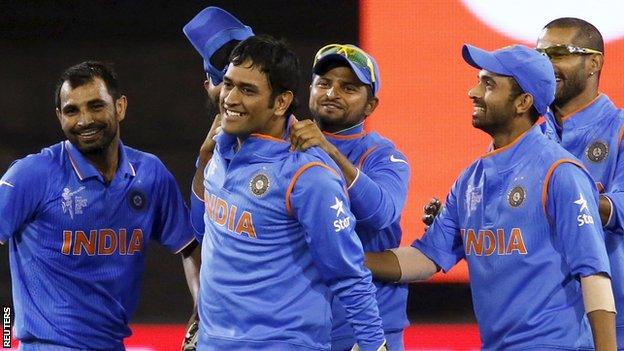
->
[74,126,105,142]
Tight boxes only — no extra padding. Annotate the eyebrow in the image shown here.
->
[223,76,259,91]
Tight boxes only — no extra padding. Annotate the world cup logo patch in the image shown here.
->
[128,189,147,211]
[508,186,525,207]
[250,173,270,197]
[586,141,608,163]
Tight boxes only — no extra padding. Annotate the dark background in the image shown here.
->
[0,0,474,324]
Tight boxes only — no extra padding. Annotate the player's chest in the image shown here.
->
[561,125,617,188]
[204,162,297,241]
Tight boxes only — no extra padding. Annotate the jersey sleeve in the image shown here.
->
[602,125,624,234]
[0,157,47,244]
[412,178,464,272]
[348,146,410,231]
[289,164,385,351]
[153,165,196,253]
[190,184,205,242]
[546,162,611,278]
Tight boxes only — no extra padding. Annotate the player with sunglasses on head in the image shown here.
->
[290,44,409,350]
[536,17,624,348]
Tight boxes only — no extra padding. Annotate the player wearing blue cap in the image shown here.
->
[197,35,387,351]
[366,44,616,350]
[290,44,409,351]
[537,18,624,348]
[182,6,254,245]
[180,8,254,349]
[0,61,199,350]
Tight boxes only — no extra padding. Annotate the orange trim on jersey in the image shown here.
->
[357,146,379,169]
[285,162,340,216]
[541,158,586,220]
[618,125,624,147]
[249,133,289,143]
[322,130,367,140]
[560,93,603,123]
[596,182,605,194]
[481,129,530,159]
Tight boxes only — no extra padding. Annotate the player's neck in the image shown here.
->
[84,139,120,184]
[552,86,599,124]
[491,119,532,150]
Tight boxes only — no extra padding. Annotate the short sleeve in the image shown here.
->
[412,178,464,272]
[546,162,610,278]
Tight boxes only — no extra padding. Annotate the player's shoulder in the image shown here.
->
[122,144,171,174]
[360,131,407,159]
[6,142,63,175]
[284,147,342,183]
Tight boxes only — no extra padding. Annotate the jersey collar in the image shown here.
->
[322,122,366,140]
[481,125,542,169]
[64,140,136,182]
[560,94,615,129]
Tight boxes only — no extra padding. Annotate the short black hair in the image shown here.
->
[509,78,540,123]
[55,61,121,109]
[230,35,300,116]
[543,17,604,54]
[314,60,375,101]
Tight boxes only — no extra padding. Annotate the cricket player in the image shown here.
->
[290,44,409,350]
[198,35,387,351]
[367,44,616,350]
[0,62,199,350]
[183,6,254,244]
[537,17,624,347]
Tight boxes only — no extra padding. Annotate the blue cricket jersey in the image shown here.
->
[0,141,195,350]
[197,122,385,351]
[541,93,624,347]
[322,123,409,349]
[413,126,610,350]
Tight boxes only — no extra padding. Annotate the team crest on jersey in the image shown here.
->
[249,172,270,197]
[507,186,526,207]
[586,140,608,163]
[128,189,147,211]
[61,186,88,219]
[465,184,482,213]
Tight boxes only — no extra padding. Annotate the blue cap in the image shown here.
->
[312,44,381,96]
[462,44,555,115]
[183,7,254,85]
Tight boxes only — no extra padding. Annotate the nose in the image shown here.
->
[76,110,94,127]
[468,83,482,101]
[223,86,240,107]
[326,86,338,98]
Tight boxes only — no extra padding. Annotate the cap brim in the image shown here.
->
[462,44,510,76]
[313,54,373,87]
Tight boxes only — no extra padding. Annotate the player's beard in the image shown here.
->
[553,63,588,109]
[71,109,119,156]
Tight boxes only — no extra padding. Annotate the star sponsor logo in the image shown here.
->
[61,186,87,219]
[389,155,408,164]
[574,193,595,227]
[330,197,350,232]
[586,140,608,163]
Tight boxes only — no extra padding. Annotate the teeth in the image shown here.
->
[226,110,244,117]
[79,129,100,136]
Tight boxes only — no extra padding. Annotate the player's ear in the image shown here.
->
[364,96,379,117]
[273,91,294,117]
[515,93,533,116]
[115,95,128,122]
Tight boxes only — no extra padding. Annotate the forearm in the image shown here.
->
[364,250,402,282]
[181,242,201,305]
[581,274,616,350]
[326,145,359,186]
